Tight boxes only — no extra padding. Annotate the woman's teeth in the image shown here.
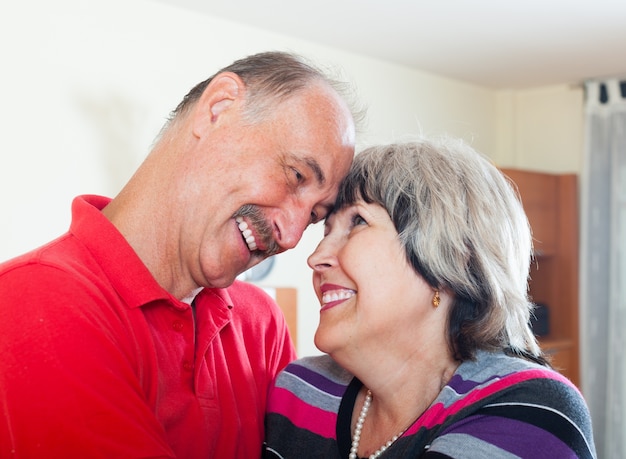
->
[236,217,257,251]
[322,289,355,305]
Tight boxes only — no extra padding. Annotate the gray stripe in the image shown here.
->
[427,432,521,458]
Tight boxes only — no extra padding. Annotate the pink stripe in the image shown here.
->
[405,368,573,434]
[268,386,338,438]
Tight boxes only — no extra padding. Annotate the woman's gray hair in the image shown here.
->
[335,138,542,361]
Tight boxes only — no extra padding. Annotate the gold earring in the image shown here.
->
[432,290,440,308]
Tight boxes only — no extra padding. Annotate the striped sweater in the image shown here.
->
[264,351,596,458]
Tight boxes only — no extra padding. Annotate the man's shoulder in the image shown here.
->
[0,233,94,287]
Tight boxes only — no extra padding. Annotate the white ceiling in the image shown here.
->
[157,0,626,90]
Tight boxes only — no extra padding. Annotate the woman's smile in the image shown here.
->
[320,284,356,311]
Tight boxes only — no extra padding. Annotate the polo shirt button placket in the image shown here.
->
[171,319,193,373]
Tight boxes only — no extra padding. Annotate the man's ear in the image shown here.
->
[192,72,245,137]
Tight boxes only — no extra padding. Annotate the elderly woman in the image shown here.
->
[263,138,596,458]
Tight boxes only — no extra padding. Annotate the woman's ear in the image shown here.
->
[192,72,245,137]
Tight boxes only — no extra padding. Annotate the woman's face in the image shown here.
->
[307,199,438,359]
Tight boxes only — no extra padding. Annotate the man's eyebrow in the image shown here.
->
[303,157,326,185]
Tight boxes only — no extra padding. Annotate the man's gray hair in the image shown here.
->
[169,51,365,128]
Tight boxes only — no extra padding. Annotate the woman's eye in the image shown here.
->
[352,214,367,227]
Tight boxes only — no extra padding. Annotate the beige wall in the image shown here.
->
[0,0,584,356]
[494,85,584,173]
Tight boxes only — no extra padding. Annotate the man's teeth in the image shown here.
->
[236,217,257,251]
[322,289,355,305]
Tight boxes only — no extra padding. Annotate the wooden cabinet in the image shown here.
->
[500,168,580,387]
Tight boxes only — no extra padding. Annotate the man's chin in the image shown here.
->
[201,269,244,289]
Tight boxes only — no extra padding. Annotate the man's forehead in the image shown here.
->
[302,157,326,185]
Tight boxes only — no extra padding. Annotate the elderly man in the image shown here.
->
[0,51,361,458]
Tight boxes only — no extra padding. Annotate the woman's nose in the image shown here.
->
[307,238,335,271]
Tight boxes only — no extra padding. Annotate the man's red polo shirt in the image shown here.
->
[0,195,296,458]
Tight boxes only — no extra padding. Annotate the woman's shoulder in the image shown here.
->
[277,354,354,391]
[268,354,354,423]
[455,350,567,387]
[446,350,590,422]
[427,351,596,458]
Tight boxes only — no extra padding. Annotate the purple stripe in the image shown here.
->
[448,373,509,394]
[445,414,575,457]
[286,363,347,397]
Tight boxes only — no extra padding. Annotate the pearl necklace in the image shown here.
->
[348,389,406,459]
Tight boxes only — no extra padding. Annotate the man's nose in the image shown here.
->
[275,207,313,251]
